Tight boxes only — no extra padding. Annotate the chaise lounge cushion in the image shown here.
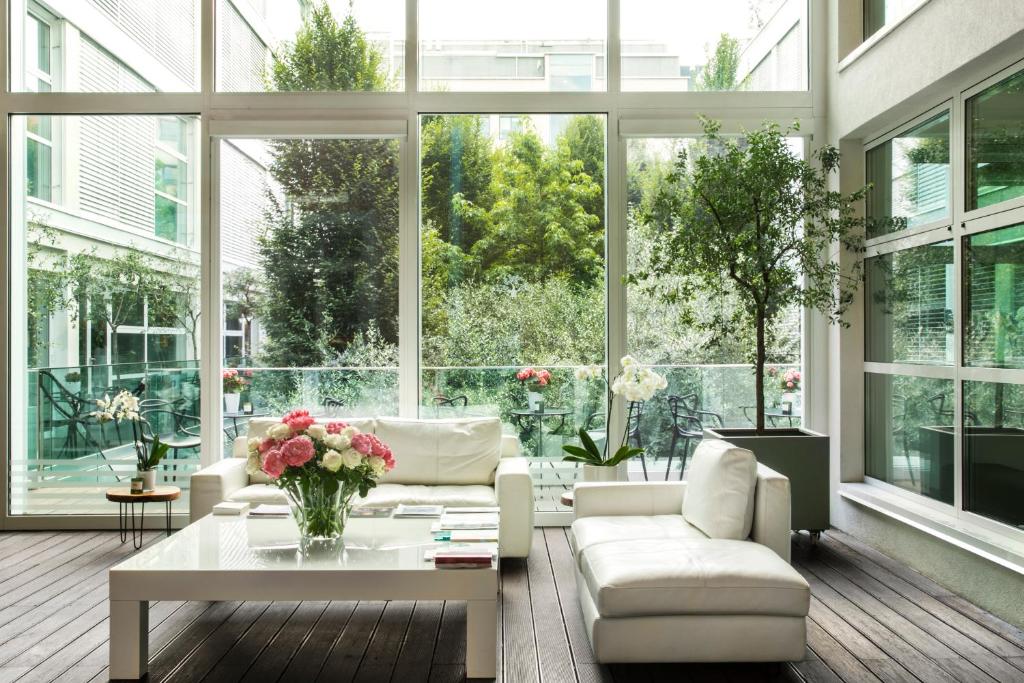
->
[580,537,810,619]
[376,417,502,485]
[683,440,757,540]
[570,515,706,565]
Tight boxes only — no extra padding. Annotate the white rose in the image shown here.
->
[367,455,386,477]
[341,426,358,439]
[322,449,344,472]
[340,448,363,469]
[248,437,261,453]
[267,423,291,440]
[307,424,328,441]
[324,433,350,451]
[245,450,262,476]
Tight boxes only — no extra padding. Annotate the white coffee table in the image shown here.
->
[108,514,498,679]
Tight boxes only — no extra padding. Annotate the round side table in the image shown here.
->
[560,490,574,508]
[106,486,181,550]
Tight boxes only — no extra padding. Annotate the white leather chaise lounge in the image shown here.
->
[570,439,810,663]
[190,416,535,557]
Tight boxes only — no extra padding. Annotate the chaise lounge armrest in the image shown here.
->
[495,456,533,557]
[190,457,249,521]
[573,481,687,519]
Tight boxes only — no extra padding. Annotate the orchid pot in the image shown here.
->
[138,469,157,491]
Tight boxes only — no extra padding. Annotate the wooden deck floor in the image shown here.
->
[0,528,1021,683]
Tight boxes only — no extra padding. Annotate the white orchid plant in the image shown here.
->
[563,356,667,468]
[93,390,169,472]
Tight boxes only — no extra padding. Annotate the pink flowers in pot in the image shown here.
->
[516,367,553,390]
[223,369,247,394]
[780,368,801,392]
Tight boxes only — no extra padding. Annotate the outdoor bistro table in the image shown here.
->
[106,486,180,550]
[511,407,572,459]
[764,407,803,428]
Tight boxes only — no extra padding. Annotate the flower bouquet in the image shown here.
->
[516,367,553,411]
[247,410,395,541]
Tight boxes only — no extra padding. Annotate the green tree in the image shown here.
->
[634,118,867,432]
[697,34,742,92]
[258,3,399,368]
[223,267,264,360]
[557,115,606,228]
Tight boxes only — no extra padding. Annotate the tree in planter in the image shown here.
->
[223,267,264,360]
[632,118,867,433]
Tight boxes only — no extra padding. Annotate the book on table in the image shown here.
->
[443,506,500,514]
[433,528,500,543]
[424,542,499,562]
[435,513,499,530]
[349,506,394,518]
[248,504,291,518]
[212,501,250,516]
[394,504,444,518]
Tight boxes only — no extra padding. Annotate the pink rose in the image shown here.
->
[281,435,315,466]
[350,432,375,456]
[262,449,286,479]
[326,421,348,434]
[516,367,536,381]
[258,437,276,453]
[786,381,794,389]
[283,409,315,432]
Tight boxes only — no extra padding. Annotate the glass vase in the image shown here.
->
[287,480,356,542]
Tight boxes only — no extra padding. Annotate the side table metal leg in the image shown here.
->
[118,502,128,543]
[130,502,144,550]
[165,501,172,537]
[110,600,149,680]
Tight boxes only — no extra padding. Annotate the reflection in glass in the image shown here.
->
[967,68,1024,211]
[866,113,950,238]
[963,380,1024,528]
[621,0,807,92]
[865,241,954,364]
[965,223,1024,368]
[419,0,605,92]
[865,373,954,504]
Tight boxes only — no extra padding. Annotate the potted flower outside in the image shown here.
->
[247,410,395,544]
[631,118,868,533]
[93,390,170,491]
[223,369,246,414]
[516,367,553,412]
[562,357,668,482]
[771,367,802,415]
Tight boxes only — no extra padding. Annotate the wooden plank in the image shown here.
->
[202,601,299,682]
[316,600,386,681]
[0,532,96,578]
[804,617,881,683]
[544,528,613,683]
[527,529,575,683]
[790,645,843,683]
[807,598,916,683]
[163,601,271,682]
[391,601,443,683]
[240,601,329,683]
[819,534,1024,661]
[146,601,244,682]
[798,557,998,683]
[428,663,465,683]
[353,600,414,682]
[823,532,953,597]
[792,559,958,683]
[431,600,467,666]
[500,557,540,683]
[277,601,357,682]
[809,543,1024,681]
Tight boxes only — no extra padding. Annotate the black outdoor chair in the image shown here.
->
[433,395,468,407]
[140,407,201,483]
[927,393,979,426]
[742,405,793,428]
[37,369,106,460]
[667,394,719,480]
[672,392,724,429]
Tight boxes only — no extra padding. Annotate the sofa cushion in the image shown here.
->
[570,515,706,565]
[375,417,501,485]
[355,483,497,508]
[581,538,810,619]
[227,484,289,506]
[683,439,757,540]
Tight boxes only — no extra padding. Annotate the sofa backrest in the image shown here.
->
[682,439,757,540]
[375,417,502,485]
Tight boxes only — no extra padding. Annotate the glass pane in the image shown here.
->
[419,0,605,92]
[420,114,606,511]
[863,0,921,39]
[865,240,954,364]
[220,135,400,439]
[11,115,201,516]
[26,138,52,202]
[158,117,188,156]
[14,1,200,92]
[216,0,404,92]
[621,0,807,91]
[965,223,1024,368]
[962,380,1024,528]
[224,302,243,331]
[155,196,188,244]
[967,68,1024,211]
[865,372,955,505]
[155,149,187,198]
[27,114,52,139]
[866,112,950,238]
[625,137,804,478]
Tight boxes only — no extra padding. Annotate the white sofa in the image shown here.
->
[570,439,810,663]
[190,416,534,557]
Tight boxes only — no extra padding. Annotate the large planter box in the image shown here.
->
[704,427,829,533]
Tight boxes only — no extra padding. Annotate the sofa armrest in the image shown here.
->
[495,456,533,557]
[500,433,520,458]
[573,481,687,519]
[752,463,792,563]
[189,457,249,522]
